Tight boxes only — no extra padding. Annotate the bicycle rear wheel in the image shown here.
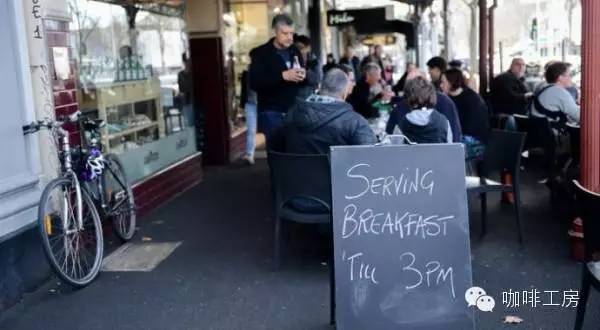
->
[104,154,136,241]
[38,177,104,287]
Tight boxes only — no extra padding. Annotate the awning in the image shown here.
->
[326,7,415,48]
[93,0,184,17]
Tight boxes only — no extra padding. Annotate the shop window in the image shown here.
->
[223,2,270,137]
[70,1,198,183]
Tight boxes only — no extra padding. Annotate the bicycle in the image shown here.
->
[23,112,136,287]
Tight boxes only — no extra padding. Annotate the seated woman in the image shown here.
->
[441,68,490,158]
[389,77,452,144]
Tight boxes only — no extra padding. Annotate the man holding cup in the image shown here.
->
[250,14,308,140]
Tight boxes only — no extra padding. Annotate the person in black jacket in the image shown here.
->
[392,62,417,95]
[441,68,489,159]
[426,56,447,92]
[489,57,533,115]
[339,46,360,77]
[348,63,393,120]
[441,68,489,143]
[294,34,321,100]
[280,68,376,155]
[249,14,308,139]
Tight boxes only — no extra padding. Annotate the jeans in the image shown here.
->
[258,111,285,140]
[245,102,257,157]
[182,104,194,127]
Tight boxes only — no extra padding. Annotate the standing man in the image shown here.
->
[339,46,360,76]
[250,14,307,139]
[490,57,533,115]
[360,44,385,74]
[177,54,194,127]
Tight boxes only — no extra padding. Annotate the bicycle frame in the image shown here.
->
[56,126,84,232]
[81,130,129,219]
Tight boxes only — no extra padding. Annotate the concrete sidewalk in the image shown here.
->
[0,159,598,330]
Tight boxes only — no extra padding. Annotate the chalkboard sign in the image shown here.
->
[330,144,474,330]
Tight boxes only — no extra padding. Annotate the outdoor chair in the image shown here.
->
[466,130,526,245]
[573,180,600,330]
[266,150,336,324]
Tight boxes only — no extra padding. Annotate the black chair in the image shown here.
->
[267,150,335,324]
[573,180,600,330]
[466,130,526,245]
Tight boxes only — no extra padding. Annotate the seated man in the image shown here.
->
[531,61,580,125]
[531,61,580,182]
[389,77,452,144]
[274,68,376,213]
[282,68,377,154]
[386,70,462,142]
[348,63,394,120]
[490,57,532,115]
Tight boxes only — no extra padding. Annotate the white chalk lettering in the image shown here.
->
[345,163,371,200]
[342,204,358,238]
[399,253,456,298]
[344,165,437,199]
[345,252,378,284]
[340,207,455,239]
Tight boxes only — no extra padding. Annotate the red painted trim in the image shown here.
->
[132,153,203,217]
[189,38,230,166]
[581,0,600,192]
[479,0,489,95]
[229,128,247,162]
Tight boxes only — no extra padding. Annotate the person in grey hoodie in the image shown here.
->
[278,68,377,154]
[392,77,452,144]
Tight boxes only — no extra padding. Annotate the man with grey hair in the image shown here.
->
[250,13,309,139]
[348,62,394,119]
[490,57,532,115]
[276,68,376,154]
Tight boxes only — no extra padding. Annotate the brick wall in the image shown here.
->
[45,19,81,146]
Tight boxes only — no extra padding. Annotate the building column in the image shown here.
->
[187,0,230,166]
[581,0,600,192]
[309,0,323,61]
[478,0,488,95]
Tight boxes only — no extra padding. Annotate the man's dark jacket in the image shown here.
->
[348,79,381,120]
[386,92,463,143]
[249,39,306,113]
[490,71,530,115]
[280,97,377,154]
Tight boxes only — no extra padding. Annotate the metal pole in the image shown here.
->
[488,0,497,79]
[413,4,421,67]
[581,0,600,192]
[499,41,504,72]
[479,0,488,95]
[443,0,450,59]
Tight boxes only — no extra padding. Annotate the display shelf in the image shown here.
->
[106,122,159,140]
[79,78,164,154]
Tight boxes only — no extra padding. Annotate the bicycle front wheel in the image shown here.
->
[38,177,104,287]
[104,154,136,241]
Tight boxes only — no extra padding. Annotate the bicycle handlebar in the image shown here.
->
[22,111,83,135]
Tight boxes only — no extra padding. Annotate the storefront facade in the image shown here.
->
[0,0,203,311]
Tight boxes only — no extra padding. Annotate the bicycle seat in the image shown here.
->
[83,119,106,131]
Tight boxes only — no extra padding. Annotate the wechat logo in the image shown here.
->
[465,286,495,312]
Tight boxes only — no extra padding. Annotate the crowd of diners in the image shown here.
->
[239,13,581,170]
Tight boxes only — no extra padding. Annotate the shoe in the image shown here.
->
[243,154,255,165]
